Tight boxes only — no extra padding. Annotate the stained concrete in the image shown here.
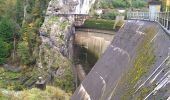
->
[72,20,170,100]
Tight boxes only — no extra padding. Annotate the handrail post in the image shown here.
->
[158,12,159,21]
[157,12,159,22]
[161,12,162,24]
[166,12,169,30]
[135,12,136,19]
[168,12,170,30]
[155,12,157,21]
[154,12,156,21]
[164,12,166,27]
[149,12,151,21]
[132,12,133,19]
[162,12,164,26]
[127,12,129,19]
[164,12,165,27]
[147,12,149,20]
[161,12,162,23]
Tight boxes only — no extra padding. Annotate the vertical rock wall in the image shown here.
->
[36,0,96,93]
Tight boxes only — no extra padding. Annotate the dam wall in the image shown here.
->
[72,20,170,100]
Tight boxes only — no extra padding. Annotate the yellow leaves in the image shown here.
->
[33,13,39,17]
[28,23,35,28]
[22,33,28,42]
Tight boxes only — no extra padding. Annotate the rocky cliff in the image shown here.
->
[37,0,96,93]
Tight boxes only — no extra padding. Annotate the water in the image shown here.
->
[74,0,96,14]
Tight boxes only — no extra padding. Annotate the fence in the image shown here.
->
[127,12,170,32]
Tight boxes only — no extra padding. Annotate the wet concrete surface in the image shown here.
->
[73,28,115,85]
[72,20,170,100]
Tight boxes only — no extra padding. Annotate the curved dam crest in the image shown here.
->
[72,20,170,100]
[75,28,114,58]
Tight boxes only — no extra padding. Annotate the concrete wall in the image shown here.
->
[75,28,114,57]
[72,20,170,100]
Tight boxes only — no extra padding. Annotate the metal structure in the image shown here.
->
[127,12,170,33]
[52,14,89,26]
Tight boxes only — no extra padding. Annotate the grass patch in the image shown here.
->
[135,86,153,100]
[48,16,59,24]
[0,68,23,90]
[82,19,115,29]
[0,86,70,100]
[60,21,68,31]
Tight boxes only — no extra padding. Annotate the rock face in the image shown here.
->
[37,0,76,92]
[36,0,96,92]
[39,0,96,66]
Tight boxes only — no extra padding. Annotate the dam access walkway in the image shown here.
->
[46,13,89,26]
[127,12,170,35]
[72,12,170,100]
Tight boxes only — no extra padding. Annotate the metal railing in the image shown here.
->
[127,12,170,32]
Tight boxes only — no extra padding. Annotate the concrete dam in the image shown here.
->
[41,0,170,99]
[72,20,170,100]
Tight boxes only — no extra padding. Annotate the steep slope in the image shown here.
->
[72,20,170,100]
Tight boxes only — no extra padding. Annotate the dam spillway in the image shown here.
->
[74,28,114,59]
[73,28,114,85]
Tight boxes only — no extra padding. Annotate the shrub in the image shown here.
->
[83,19,115,29]
[101,12,117,20]
[111,0,129,8]
[132,0,146,8]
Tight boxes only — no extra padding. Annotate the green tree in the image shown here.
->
[0,17,16,42]
[0,38,10,64]
[132,0,146,8]
[15,0,24,25]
